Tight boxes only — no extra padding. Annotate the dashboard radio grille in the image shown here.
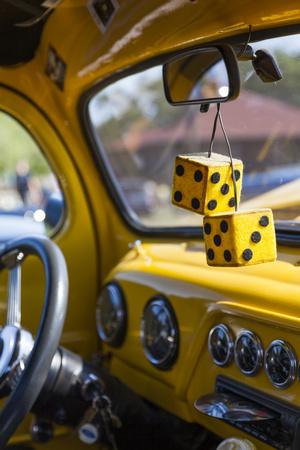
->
[216,376,300,450]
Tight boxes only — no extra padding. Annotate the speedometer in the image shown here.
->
[141,297,179,370]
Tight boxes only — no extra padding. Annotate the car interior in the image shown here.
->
[0,1,300,450]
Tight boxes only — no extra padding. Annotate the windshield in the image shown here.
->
[88,33,300,228]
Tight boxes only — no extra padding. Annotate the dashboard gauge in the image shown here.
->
[96,282,127,347]
[265,340,297,389]
[141,297,179,370]
[235,331,263,376]
[208,324,234,367]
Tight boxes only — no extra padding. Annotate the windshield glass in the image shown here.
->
[88,33,300,228]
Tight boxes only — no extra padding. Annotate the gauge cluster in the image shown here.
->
[93,243,300,450]
[96,280,299,392]
[208,324,298,389]
[96,284,179,370]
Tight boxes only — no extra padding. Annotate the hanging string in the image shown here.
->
[208,103,220,158]
[237,24,253,59]
[218,107,238,211]
[207,103,238,212]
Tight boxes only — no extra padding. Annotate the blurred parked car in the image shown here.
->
[243,164,300,199]
[120,178,157,215]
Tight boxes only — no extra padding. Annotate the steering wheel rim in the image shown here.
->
[0,235,68,447]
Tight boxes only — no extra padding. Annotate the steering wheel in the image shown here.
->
[0,235,68,448]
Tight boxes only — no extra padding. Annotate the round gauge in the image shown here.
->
[265,340,297,389]
[208,324,234,367]
[235,331,263,376]
[141,297,179,370]
[96,282,127,347]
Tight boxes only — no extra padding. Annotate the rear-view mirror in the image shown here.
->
[163,45,240,106]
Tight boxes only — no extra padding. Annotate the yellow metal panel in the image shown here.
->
[110,357,193,422]
[103,242,300,447]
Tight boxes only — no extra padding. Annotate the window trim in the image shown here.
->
[79,24,300,244]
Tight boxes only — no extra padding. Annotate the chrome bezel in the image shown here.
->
[96,282,127,347]
[265,339,297,389]
[141,297,179,370]
[234,330,264,376]
[208,324,234,367]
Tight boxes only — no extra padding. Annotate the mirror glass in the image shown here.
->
[164,47,230,104]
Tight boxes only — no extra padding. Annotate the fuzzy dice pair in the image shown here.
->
[172,153,277,266]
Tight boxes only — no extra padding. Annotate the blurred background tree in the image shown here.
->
[0,112,49,178]
[241,50,300,106]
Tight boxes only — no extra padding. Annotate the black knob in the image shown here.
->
[31,418,54,443]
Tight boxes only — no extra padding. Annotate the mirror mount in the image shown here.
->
[252,49,282,83]
[200,103,210,113]
[235,44,282,83]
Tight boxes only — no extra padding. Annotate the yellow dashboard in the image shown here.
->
[98,241,300,449]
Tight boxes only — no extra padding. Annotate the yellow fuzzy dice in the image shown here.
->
[172,153,243,215]
[203,209,277,266]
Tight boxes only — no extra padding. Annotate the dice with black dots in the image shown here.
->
[172,153,243,215]
[203,208,276,266]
